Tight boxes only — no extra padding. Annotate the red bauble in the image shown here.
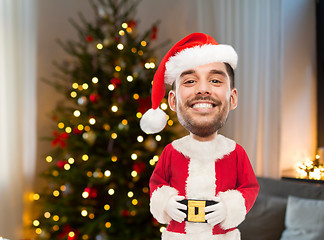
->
[84,187,98,198]
[52,131,69,148]
[89,93,100,103]
[127,20,137,28]
[73,127,83,135]
[133,162,146,174]
[111,78,122,88]
[121,209,130,217]
[151,25,158,40]
[86,35,93,42]
[57,160,68,169]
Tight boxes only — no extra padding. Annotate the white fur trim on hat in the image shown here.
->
[165,44,238,85]
[140,108,167,134]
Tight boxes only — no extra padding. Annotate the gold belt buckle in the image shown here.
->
[187,200,206,222]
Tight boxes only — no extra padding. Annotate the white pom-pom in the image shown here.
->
[140,108,167,134]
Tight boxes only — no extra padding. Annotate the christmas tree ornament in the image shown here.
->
[82,131,97,145]
[52,131,69,148]
[77,96,88,105]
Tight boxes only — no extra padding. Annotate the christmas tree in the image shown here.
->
[32,1,176,239]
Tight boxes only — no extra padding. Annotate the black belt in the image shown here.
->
[178,199,218,223]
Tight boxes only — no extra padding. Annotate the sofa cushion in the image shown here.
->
[239,193,287,240]
[280,195,324,240]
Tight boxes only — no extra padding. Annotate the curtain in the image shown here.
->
[0,0,37,238]
[197,0,316,178]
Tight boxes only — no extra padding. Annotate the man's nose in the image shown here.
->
[195,80,211,95]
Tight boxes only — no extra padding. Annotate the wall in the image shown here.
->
[280,0,317,171]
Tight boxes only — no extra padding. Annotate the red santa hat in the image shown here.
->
[140,32,238,134]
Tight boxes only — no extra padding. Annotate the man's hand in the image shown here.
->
[166,195,187,223]
[204,197,227,226]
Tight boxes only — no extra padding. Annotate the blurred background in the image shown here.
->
[0,0,322,239]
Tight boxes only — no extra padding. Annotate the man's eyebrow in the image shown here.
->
[180,70,196,78]
[210,69,227,77]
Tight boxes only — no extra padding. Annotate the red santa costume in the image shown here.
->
[140,33,259,240]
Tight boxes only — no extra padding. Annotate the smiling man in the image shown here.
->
[140,33,259,240]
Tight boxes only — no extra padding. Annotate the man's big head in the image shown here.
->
[140,33,238,135]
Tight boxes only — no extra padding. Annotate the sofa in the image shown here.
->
[238,177,324,240]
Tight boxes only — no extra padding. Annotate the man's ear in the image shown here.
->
[230,88,238,110]
[168,90,176,112]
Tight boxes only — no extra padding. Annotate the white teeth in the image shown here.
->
[192,103,213,109]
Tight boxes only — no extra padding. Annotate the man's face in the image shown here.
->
[168,62,238,139]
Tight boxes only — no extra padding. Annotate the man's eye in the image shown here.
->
[210,79,221,84]
[184,80,195,84]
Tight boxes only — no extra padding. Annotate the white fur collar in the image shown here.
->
[172,134,236,162]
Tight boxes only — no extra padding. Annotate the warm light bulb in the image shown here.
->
[81,210,88,217]
[128,191,134,198]
[131,171,137,177]
[82,154,89,161]
[108,84,115,91]
[108,189,115,195]
[97,43,103,49]
[127,75,133,82]
[137,136,144,142]
[117,43,124,50]
[141,41,147,47]
[89,118,96,125]
[111,105,118,112]
[155,135,162,141]
[92,77,98,83]
[46,156,53,163]
[104,170,111,177]
[74,110,81,117]
[131,153,137,160]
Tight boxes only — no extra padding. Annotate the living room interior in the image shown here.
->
[0,0,323,239]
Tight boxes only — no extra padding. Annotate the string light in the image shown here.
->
[64,164,71,170]
[58,122,64,129]
[44,212,51,218]
[161,103,168,110]
[117,43,124,50]
[104,204,110,211]
[131,153,137,160]
[155,135,162,141]
[81,210,88,217]
[108,189,115,195]
[82,191,89,198]
[136,112,142,118]
[131,171,137,177]
[141,41,147,47]
[131,48,137,53]
[35,228,42,235]
[111,105,118,112]
[133,93,139,100]
[71,91,77,98]
[92,77,98,83]
[74,110,81,117]
[127,75,133,82]
[122,119,128,125]
[77,124,84,131]
[108,84,115,91]
[137,136,144,142]
[111,156,117,162]
[82,154,89,161]
[46,156,53,163]
[121,22,128,29]
[128,191,134,198]
[89,117,96,125]
[33,220,40,227]
[53,190,60,197]
[138,50,143,56]
[104,170,111,177]
[97,43,103,49]
[168,120,174,126]
[119,30,125,36]
[132,199,138,205]
[105,222,112,228]
[82,83,89,89]
[111,133,117,139]
[65,127,72,133]
[53,215,59,221]
[72,83,79,89]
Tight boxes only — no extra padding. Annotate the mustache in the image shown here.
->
[185,96,222,106]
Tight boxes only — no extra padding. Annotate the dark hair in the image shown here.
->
[171,62,235,90]
[225,63,235,89]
